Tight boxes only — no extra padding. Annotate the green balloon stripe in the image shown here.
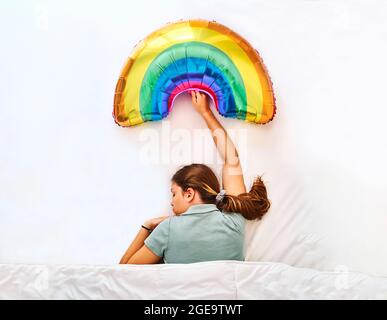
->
[140,41,247,119]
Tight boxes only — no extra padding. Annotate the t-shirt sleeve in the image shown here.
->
[144,219,170,257]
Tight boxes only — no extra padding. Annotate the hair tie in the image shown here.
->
[215,189,226,204]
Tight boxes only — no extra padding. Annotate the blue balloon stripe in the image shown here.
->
[151,57,237,119]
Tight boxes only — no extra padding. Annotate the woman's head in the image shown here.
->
[170,163,271,220]
[170,163,220,215]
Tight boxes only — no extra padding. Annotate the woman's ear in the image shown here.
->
[184,187,195,202]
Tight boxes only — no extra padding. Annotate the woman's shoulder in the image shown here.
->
[220,210,245,231]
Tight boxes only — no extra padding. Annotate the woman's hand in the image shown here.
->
[144,215,170,230]
[190,90,211,115]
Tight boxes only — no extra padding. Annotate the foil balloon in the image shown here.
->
[113,19,276,127]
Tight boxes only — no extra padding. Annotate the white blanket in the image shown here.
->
[1,261,386,300]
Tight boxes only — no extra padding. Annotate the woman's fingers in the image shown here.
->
[191,90,197,104]
[190,91,195,103]
[190,90,208,107]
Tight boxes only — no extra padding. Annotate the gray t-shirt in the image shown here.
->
[144,203,245,263]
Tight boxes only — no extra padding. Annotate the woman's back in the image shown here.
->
[144,203,245,263]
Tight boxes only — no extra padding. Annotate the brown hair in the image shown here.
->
[171,163,271,220]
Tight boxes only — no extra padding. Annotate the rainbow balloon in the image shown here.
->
[113,19,276,127]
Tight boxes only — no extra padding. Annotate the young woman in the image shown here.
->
[119,90,271,264]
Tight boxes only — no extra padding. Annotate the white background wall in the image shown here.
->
[1,0,386,276]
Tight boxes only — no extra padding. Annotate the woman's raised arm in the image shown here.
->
[190,90,246,196]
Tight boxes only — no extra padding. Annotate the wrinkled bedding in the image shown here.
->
[1,260,386,300]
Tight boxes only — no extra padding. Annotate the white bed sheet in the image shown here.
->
[1,261,386,300]
[1,0,387,278]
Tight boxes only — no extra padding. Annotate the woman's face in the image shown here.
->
[170,181,193,215]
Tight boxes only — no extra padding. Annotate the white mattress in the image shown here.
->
[1,261,386,300]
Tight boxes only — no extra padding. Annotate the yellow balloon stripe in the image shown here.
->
[120,21,263,126]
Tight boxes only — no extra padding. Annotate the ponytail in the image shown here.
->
[217,175,271,220]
